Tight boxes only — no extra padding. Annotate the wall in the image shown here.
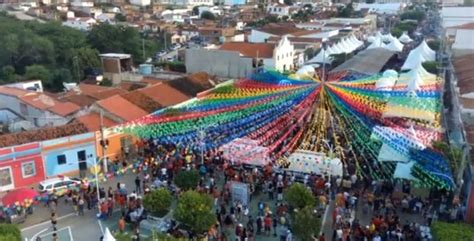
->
[130,0,151,6]
[185,49,254,78]
[248,29,275,43]
[42,133,97,177]
[0,143,45,192]
[0,109,21,124]
[95,131,135,162]
[224,0,246,5]
[273,36,295,71]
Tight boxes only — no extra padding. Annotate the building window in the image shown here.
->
[22,161,36,178]
[57,154,67,165]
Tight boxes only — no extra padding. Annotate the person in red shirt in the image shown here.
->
[100,201,109,220]
[264,215,272,236]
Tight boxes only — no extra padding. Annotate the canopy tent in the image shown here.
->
[349,35,364,47]
[420,40,436,60]
[286,150,343,176]
[401,48,428,70]
[399,32,413,44]
[398,64,436,85]
[103,228,116,241]
[375,76,397,90]
[367,37,386,49]
[307,49,333,64]
[296,65,316,76]
[121,69,454,190]
[381,33,396,43]
[384,38,404,52]
[367,36,376,43]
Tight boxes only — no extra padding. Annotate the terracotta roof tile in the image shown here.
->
[0,86,29,97]
[97,95,148,122]
[75,83,112,96]
[167,72,215,97]
[140,77,165,86]
[461,98,474,109]
[75,113,117,132]
[267,36,322,44]
[448,22,474,30]
[20,93,56,110]
[87,88,127,100]
[62,94,97,107]
[0,122,88,147]
[220,42,274,58]
[48,102,81,116]
[118,82,146,91]
[120,91,163,113]
[138,83,190,107]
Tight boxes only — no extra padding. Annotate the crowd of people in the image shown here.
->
[35,139,464,241]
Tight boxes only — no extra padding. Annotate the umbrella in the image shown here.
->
[2,188,39,207]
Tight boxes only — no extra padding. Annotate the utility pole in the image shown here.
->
[100,110,108,174]
[142,38,146,62]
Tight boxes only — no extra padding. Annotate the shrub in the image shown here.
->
[174,191,216,234]
[143,188,173,217]
[284,183,315,210]
[174,169,200,190]
[0,224,21,241]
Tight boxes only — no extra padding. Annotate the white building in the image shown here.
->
[130,0,151,6]
[161,9,190,23]
[62,17,97,31]
[267,4,293,17]
[188,0,214,6]
[354,3,404,15]
[248,24,334,43]
[220,36,295,71]
[5,80,43,92]
[452,29,474,57]
[70,0,94,7]
[441,7,474,28]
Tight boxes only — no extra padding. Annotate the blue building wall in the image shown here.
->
[43,143,97,177]
[225,0,246,5]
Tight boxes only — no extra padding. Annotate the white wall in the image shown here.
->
[273,36,295,71]
[188,0,214,6]
[248,29,276,43]
[130,0,151,6]
[267,5,290,17]
[0,109,21,124]
[6,81,43,92]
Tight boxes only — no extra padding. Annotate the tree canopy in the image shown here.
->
[285,183,316,210]
[174,169,200,190]
[0,12,99,91]
[292,206,321,241]
[143,188,173,217]
[400,10,426,21]
[201,11,216,20]
[432,221,474,241]
[174,191,216,234]
[0,224,21,241]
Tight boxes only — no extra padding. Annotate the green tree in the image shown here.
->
[201,11,216,20]
[432,221,474,241]
[400,10,426,21]
[174,169,200,190]
[428,39,441,51]
[0,224,21,241]
[422,61,439,75]
[50,68,74,92]
[115,13,127,22]
[25,65,51,85]
[284,0,293,5]
[391,27,403,38]
[338,2,354,18]
[292,206,321,241]
[192,6,200,15]
[143,188,173,217]
[285,183,315,210]
[174,191,216,234]
[0,65,16,83]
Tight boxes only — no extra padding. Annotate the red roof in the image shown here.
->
[220,42,274,58]
[0,86,29,97]
[96,95,148,122]
[448,22,474,30]
[138,83,190,107]
[48,102,81,117]
[87,88,127,100]
[75,113,118,132]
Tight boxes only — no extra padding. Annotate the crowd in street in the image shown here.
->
[35,138,466,241]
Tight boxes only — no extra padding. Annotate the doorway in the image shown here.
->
[77,150,87,178]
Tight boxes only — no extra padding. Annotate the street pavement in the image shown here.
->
[19,173,136,241]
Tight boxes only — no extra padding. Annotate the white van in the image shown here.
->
[38,177,82,195]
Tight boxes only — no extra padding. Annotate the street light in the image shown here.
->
[197,123,217,165]
[321,39,328,83]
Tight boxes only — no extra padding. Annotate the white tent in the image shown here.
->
[307,48,333,64]
[406,72,424,91]
[367,36,376,43]
[399,64,436,84]
[350,35,364,48]
[376,76,397,90]
[368,37,386,49]
[383,69,398,78]
[381,33,396,43]
[104,228,116,241]
[340,39,354,52]
[399,32,413,43]
[420,40,436,60]
[384,38,404,52]
[331,43,344,54]
[401,48,428,70]
[296,65,316,75]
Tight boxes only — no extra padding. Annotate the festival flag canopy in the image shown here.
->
[121,69,454,190]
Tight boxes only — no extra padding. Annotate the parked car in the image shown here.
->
[38,177,82,196]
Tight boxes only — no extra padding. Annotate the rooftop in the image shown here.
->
[330,48,396,75]
[0,122,88,147]
[75,113,117,132]
[47,102,81,117]
[257,23,303,36]
[96,95,148,122]
[99,53,132,59]
[453,53,474,94]
[220,42,274,58]
[120,91,163,113]
[138,83,190,107]
[267,36,322,44]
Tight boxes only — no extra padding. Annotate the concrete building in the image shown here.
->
[248,23,325,43]
[186,36,296,78]
[99,53,134,84]
[266,4,294,17]
[62,17,97,31]
[441,7,474,28]
[452,29,474,57]
[130,0,151,6]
